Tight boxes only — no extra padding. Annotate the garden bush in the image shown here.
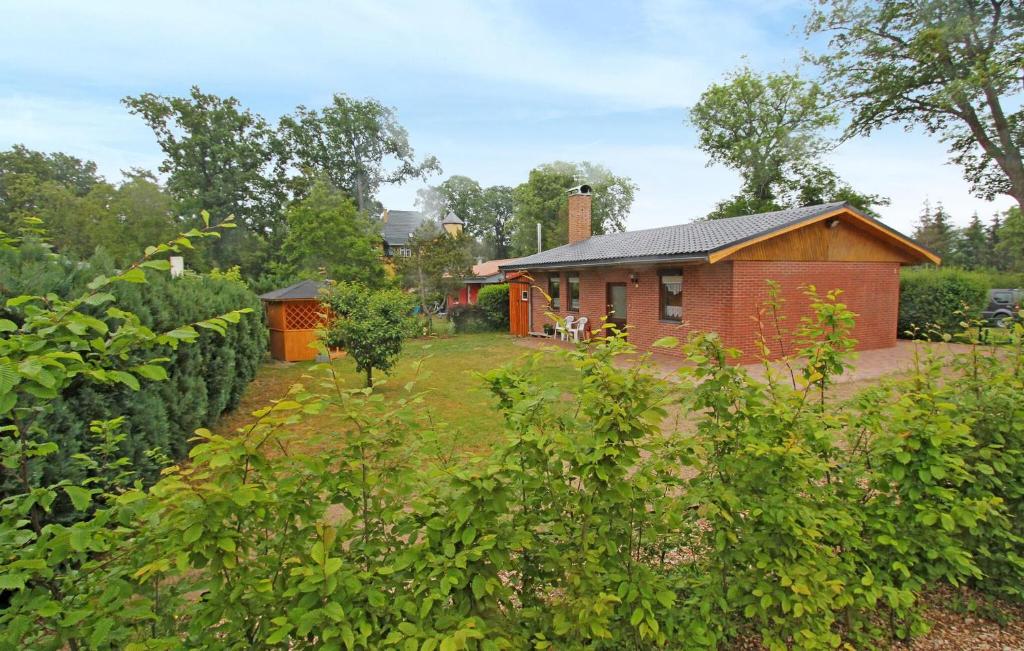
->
[898,267,988,337]
[476,283,509,330]
[448,303,492,333]
[0,233,265,506]
[4,255,1024,650]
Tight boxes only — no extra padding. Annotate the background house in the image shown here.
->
[502,187,939,363]
[448,257,520,307]
[380,209,465,259]
[379,209,430,258]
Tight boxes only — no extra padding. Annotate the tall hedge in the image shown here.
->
[0,244,266,493]
[477,283,510,330]
[899,267,988,337]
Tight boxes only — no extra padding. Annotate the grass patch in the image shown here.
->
[218,332,575,456]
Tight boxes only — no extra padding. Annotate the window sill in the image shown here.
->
[659,319,683,325]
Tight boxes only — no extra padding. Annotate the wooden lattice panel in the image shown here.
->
[285,301,325,330]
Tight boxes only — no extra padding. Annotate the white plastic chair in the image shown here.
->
[554,314,574,340]
[568,316,588,343]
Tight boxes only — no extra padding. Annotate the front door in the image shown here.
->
[606,282,627,331]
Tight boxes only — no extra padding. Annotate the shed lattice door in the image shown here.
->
[285,302,325,330]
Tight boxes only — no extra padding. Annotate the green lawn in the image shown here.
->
[218,332,576,455]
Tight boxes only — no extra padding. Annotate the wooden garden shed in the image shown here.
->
[259,280,329,362]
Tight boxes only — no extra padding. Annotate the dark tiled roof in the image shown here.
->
[259,280,325,301]
[441,211,464,225]
[501,202,852,269]
[382,210,433,246]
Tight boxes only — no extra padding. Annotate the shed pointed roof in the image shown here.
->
[259,280,325,301]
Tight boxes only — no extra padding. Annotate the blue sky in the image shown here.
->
[1,0,1015,234]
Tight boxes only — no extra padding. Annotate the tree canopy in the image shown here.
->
[123,86,286,271]
[279,93,441,212]
[417,177,516,258]
[510,161,635,255]
[280,180,385,287]
[690,67,887,218]
[808,0,1024,208]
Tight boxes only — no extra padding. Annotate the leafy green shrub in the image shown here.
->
[476,284,509,330]
[448,304,491,333]
[0,236,266,503]
[976,269,1024,290]
[899,267,988,337]
[321,282,416,386]
[5,257,1024,650]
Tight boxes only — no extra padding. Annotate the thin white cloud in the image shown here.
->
[0,94,161,181]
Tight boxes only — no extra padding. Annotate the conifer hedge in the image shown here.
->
[0,244,265,495]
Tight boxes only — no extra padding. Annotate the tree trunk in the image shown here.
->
[416,261,432,335]
[365,367,373,388]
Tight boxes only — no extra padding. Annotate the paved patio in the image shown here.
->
[513,336,975,388]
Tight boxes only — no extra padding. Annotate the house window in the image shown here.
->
[549,275,561,310]
[660,271,683,321]
[567,273,580,311]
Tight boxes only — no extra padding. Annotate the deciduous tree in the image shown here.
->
[280,93,441,212]
[394,222,474,334]
[510,161,635,255]
[281,180,385,286]
[690,67,886,218]
[123,87,286,270]
[321,282,415,387]
[808,0,1024,208]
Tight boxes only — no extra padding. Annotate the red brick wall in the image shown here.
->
[528,263,732,355]
[728,260,900,362]
[524,260,900,363]
[568,193,593,244]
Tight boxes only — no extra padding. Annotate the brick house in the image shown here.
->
[500,186,939,362]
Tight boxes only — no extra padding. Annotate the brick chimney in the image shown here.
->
[567,184,593,244]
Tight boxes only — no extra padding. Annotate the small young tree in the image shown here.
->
[321,282,415,387]
[394,222,474,335]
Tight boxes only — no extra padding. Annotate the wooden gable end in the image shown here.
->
[711,209,939,265]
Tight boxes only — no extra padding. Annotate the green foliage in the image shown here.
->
[417,178,516,259]
[996,206,1024,271]
[476,284,510,331]
[899,267,989,337]
[281,180,386,287]
[0,223,266,508]
[123,86,287,272]
[5,244,1024,650]
[395,224,475,335]
[510,161,636,255]
[321,282,416,386]
[690,66,887,219]
[279,93,441,212]
[690,67,837,204]
[0,218,258,648]
[808,0,1024,207]
[0,144,101,230]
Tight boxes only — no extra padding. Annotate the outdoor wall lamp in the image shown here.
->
[826,217,841,229]
[630,272,639,288]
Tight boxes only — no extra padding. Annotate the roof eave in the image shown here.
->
[500,252,709,272]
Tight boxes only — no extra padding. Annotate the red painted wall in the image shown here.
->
[448,284,481,307]
[524,260,900,363]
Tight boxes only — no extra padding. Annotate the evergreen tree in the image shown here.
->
[951,212,989,269]
[988,215,1006,271]
[995,207,1024,273]
[913,200,955,262]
